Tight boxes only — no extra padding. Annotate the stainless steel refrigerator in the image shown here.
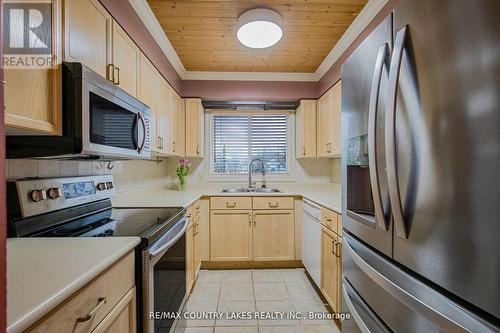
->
[341,0,500,331]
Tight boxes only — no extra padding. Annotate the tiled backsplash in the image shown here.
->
[5,159,170,193]
[6,156,341,194]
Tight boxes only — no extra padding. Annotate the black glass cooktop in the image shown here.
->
[13,200,185,248]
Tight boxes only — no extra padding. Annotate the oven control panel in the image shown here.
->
[12,175,116,218]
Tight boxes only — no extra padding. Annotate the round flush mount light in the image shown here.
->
[236,8,283,49]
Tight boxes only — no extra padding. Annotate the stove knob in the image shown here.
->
[97,182,107,191]
[47,187,62,199]
[29,189,47,202]
[106,182,114,189]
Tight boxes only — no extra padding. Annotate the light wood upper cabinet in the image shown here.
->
[112,21,140,98]
[5,0,62,135]
[253,210,295,261]
[139,55,159,152]
[64,0,111,79]
[169,92,183,156]
[296,99,317,158]
[185,98,204,157]
[317,81,342,158]
[210,210,253,261]
[156,77,172,155]
[321,226,342,313]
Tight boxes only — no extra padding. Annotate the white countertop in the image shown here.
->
[112,183,342,213]
[7,237,140,333]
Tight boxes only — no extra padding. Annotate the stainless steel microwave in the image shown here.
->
[7,62,151,160]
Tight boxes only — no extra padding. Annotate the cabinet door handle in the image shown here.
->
[268,202,279,208]
[76,297,106,323]
[226,202,236,208]
[326,142,332,154]
[106,64,115,82]
[196,144,200,155]
[302,146,306,156]
[332,240,337,256]
[114,67,120,85]
[248,213,252,225]
[172,141,176,152]
[335,241,342,258]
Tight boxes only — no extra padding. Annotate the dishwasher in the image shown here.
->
[302,199,321,287]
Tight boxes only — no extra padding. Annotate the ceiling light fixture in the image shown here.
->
[236,8,283,49]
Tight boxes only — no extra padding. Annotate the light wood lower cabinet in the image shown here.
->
[321,226,342,313]
[209,197,296,262]
[253,210,295,261]
[193,214,202,277]
[186,222,195,292]
[210,210,253,261]
[92,287,136,333]
[27,251,136,333]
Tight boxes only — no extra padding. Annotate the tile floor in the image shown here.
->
[180,269,341,333]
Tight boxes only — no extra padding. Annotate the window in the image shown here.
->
[211,113,289,175]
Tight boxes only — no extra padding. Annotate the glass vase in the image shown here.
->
[178,177,186,191]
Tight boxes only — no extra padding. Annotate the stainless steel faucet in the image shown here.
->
[248,158,266,189]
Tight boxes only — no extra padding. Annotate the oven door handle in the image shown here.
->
[149,217,188,259]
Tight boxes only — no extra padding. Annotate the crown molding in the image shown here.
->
[129,0,389,82]
[182,71,318,82]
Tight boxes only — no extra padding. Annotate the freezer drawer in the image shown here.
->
[343,233,499,333]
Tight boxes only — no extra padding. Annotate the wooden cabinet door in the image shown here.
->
[317,88,334,157]
[321,227,341,312]
[193,215,202,277]
[169,92,183,156]
[210,210,252,261]
[296,99,317,158]
[156,78,172,155]
[64,0,111,79]
[185,98,204,157]
[92,287,136,333]
[139,55,159,152]
[186,223,195,293]
[331,81,342,156]
[253,210,295,261]
[5,0,62,135]
[112,21,140,98]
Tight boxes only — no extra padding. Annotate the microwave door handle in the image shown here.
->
[368,43,390,231]
[386,25,409,239]
[137,112,147,153]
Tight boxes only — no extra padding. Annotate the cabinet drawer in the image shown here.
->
[253,197,294,210]
[211,197,252,210]
[187,199,201,219]
[27,252,135,333]
[320,207,338,234]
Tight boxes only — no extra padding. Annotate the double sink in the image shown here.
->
[222,187,281,193]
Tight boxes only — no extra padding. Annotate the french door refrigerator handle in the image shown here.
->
[368,43,391,231]
[386,25,409,238]
[344,234,499,333]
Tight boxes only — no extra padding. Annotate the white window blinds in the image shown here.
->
[212,113,288,175]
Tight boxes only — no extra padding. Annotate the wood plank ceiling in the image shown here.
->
[147,0,368,73]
